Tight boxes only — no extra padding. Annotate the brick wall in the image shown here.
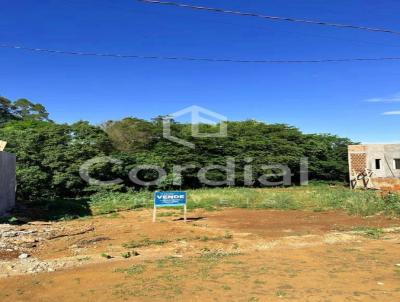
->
[350,153,367,173]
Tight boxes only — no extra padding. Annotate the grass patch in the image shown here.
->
[200,249,242,261]
[0,216,20,225]
[352,227,384,239]
[21,184,400,222]
[121,251,139,258]
[275,290,288,298]
[122,238,171,249]
[196,232,233,242]
[89,191,151,215]
[101,253,112,259]
[115,264,146,275]
[156,257,186,269]
[185,186,400,216]
[157,211,179,217]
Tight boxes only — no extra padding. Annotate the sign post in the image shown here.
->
[153,191,187,222]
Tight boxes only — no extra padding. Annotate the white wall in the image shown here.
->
[366,144,400,178]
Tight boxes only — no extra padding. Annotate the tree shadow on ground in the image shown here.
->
[2,198,93,224]
[173,217,206,222]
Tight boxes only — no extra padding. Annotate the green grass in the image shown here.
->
[122,238,171,249]
[121,252,132,259]
[0,216,20,224]
[352,227,384,239]
[275,290,288,298]
[89,191,151,214]
[184,185,400,217]
[200,249,242,261]
[100,253,112,259]
[195,233,233,242]
[115,264,146,275]
[21,184,400,221]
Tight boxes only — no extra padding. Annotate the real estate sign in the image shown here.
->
[153,191,187,222]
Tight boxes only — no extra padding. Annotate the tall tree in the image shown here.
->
[0,120,112,200]
[13,98,51,121]
[0,96,50,126]
[102,117,157,152]
[0,96,17,126]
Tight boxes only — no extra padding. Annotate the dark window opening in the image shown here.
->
[375,159,381,170]
[395,159,400,170]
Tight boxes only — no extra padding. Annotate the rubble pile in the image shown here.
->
[0,223,51,255]
[0,222,96,277]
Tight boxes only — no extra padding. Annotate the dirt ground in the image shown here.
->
[1,208,400,301]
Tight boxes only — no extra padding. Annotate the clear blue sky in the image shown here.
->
[1,0,400,143]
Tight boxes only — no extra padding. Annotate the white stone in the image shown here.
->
[18,253,30,259]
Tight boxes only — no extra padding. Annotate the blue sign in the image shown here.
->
[154,191,187,207]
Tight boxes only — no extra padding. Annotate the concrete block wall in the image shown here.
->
[0,152,16,215]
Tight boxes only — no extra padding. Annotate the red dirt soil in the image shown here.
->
[1,209,400,302]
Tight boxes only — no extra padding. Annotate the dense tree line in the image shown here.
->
[0,97,354,201]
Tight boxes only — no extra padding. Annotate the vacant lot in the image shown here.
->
[1,203,400,301]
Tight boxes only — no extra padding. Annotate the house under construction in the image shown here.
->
[348,144,400,190]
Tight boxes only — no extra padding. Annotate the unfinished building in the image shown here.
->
[348,144,400,190]
[0,141,16,215]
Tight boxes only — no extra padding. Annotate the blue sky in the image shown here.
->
[1,0,400,143]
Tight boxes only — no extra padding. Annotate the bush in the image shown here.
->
[382,193,400,215]
[342,192,385,216]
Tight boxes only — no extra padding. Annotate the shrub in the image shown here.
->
[382,193,400,215]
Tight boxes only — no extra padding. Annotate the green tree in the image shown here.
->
[0,96,356,201]
[13,98,50,121]
[0,96,17,126]
[0,120,111,201]
[103,117,157,152]
[303,134,354,181]
[0,96,50,126]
